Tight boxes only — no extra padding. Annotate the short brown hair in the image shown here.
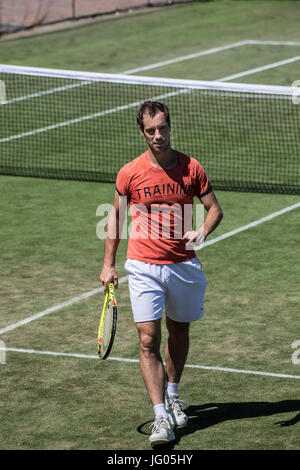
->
[137,101,171,132]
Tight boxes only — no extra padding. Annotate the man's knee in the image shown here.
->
[137,321,161,356]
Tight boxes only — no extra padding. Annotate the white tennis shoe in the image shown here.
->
[149,415,175,446]
[165,394,188,427]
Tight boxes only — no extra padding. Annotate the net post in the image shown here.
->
[0,340,6,365]
[0,80,6,104]
[72,0,76,21]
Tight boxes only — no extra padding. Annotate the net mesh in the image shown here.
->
[0,65,299,194]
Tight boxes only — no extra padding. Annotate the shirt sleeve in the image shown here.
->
[115,164,130,197]
[193,160,212,199]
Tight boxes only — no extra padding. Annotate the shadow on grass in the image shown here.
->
[137,400,300,451]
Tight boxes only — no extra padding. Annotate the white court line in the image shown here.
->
[1,347,300,380]
[218,56,300,82]
[202,201,300,248]
[123,40,300,74]
[122,40,251,74]
[0,88,186,143]
[2,80,93,105]
[0,275,128,336]
[247,40,300,46]
[0,201,299,336]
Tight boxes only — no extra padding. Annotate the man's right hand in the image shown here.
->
[100,265,119,292]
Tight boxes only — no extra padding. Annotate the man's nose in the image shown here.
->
[154,129,163,140]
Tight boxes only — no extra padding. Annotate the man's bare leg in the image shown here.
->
[136,319,165,405]
[165,317,190,384]
[164,317,190,426]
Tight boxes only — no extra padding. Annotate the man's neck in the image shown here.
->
[147,148,177,169]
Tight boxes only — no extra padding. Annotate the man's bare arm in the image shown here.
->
[100,191,127,291]
[183,191,223,246]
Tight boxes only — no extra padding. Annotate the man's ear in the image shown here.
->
[138,126,144,137]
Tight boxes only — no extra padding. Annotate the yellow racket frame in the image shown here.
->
[97,283,117,359]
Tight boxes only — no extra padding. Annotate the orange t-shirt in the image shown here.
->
[115,151,212,264]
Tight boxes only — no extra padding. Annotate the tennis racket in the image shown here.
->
[97,282,117,360]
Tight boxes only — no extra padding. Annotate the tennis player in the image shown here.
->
[100,101,223,446]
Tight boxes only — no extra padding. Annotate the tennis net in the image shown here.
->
[0,64,299,193]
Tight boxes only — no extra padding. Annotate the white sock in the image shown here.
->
[153,403,169,420]
[165,381,179,397]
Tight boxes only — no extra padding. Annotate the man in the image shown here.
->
[100,101,223,446]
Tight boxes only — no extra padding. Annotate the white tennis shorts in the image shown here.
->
[124,257,207,323]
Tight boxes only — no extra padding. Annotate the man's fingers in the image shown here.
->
[183,231,197,243]
[183,231,193,240]
[100,273,119,292]
[103,280,109,292]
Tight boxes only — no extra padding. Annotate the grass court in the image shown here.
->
[0,0,300,451]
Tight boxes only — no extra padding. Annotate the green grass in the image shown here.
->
[0,1,300,74]
[1,177,299,450]
[0,0,300,452]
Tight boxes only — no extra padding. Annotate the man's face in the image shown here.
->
[140,111,171,153]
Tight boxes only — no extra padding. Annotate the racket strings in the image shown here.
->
[101,302,114,351]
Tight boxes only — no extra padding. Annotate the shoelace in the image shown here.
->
[149,416,169,434]
[168,397,186,415]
